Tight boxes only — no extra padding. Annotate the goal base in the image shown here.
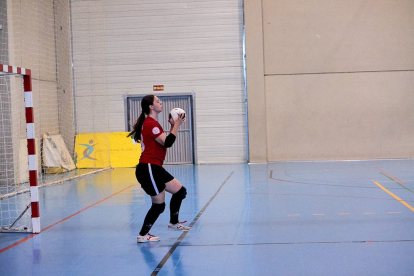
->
[0,226,32,233]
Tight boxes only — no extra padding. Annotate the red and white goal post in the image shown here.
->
[0,64,40,233]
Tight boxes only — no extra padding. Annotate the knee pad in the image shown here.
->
[173,186,187,200]
[152,202,165,214]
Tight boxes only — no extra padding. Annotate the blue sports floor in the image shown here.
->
[1,160,413,275]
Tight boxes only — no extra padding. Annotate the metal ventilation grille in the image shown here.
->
[125,94,194,164]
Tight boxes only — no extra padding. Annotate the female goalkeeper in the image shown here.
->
[128,95,190,243]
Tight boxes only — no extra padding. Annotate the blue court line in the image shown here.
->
[151,171,234,276]
[269,170,391,189]
[172,239,414,246]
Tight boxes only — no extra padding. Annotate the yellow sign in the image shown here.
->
[75,132,141,168]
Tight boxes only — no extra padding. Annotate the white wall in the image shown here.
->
[71,0,247,163]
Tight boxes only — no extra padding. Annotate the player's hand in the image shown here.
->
[169,113,184,127]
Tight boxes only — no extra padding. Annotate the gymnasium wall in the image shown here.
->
[0,1,8,64]
[5,0,75,154]
[0,0,74,184]
[245,0,414,161]
[0,0,10,184]
[71,0,247,164]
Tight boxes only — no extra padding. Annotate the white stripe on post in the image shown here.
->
[30,186,39,202]
[32,217,41,233]
[2,64,8,72]
[26,123,35,139]
[28,155,37,171]
[12,66,17,73]
[24,92,33,107]
[21,68,26,75]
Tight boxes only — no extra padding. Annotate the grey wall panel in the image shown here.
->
[245,0,414,161]
[244,0,267,163]
[263,0,414,75]
[265,71,414,160]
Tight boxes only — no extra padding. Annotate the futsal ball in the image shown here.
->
[169,108,186,122]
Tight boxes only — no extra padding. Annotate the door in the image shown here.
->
[125,94,195,164]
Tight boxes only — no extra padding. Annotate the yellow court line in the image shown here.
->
[373,181,414,212]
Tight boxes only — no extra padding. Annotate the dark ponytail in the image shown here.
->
[127,95,155,143]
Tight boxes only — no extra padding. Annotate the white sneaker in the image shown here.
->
[137,233,160,243]
[168,221,191,231]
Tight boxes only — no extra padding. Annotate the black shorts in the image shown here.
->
[135,163,174,196]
